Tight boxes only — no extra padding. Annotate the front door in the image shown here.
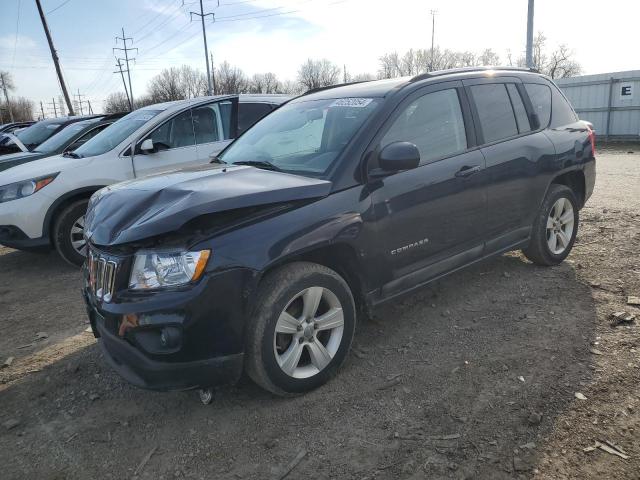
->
[370,82,488,297]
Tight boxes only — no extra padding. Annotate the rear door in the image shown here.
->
[465,78,556,253]
[193,98,238,163]
[370,81,488,297]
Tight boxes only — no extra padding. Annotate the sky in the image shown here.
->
[0,0,638,115]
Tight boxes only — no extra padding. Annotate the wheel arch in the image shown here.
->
[550,169,586,208]
[44,186,106,241]
[257,242,369,318]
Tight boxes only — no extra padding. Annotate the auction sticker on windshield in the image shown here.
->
[330,98,373,108]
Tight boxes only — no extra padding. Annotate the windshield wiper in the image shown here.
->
[209,155,227,165]
[232,160,281,172]
[63,151,81,158]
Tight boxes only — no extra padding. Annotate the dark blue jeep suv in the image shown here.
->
[82,67,596,396]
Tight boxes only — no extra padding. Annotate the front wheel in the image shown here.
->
[523,184,579,266]
[53,199,89,267]
[245,262,356,396]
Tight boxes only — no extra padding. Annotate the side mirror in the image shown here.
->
[370,141,420,178]
[140,138,154,153]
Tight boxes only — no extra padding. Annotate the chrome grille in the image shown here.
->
[88,250,118,302]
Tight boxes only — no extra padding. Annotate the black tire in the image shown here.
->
[245,262,356,396]
[53,199,89,267]
[523,184,579,266]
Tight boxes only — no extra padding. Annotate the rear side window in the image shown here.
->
[238,103,273,135]
[524,83,552,128]
[470,84,518,143]
[506,84,531,133]
[381,88,467,165]
[550,85,578,127]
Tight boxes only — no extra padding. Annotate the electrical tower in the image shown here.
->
[114,58,132,110]
[74,89,86,115]
[189,0,216,96]
[429,10,437,71]
[114,28,137,108]
[0,72,14,122]
[47,97,58,117]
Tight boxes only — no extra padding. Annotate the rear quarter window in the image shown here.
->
[550,85,579,127]
[524,83,552,129]
[238,103,273,135]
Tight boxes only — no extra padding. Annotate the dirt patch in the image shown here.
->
[0,151,638,479]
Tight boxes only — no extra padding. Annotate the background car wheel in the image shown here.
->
[523,184,579,266]
[53,199,89,267]
[245,262,356,396]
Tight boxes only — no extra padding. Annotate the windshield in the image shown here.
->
[14,121,65,149]
[34,118,100,153]
[73,109,162,158]
[220,97,381,176]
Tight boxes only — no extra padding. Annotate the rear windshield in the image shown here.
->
[221,97,381,177]
[34,118,100,154]
[74,109,163,158]
[15,121,65,149]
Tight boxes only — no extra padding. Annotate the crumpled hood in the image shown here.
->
[85,164,332,246]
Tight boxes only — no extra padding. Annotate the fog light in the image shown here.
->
[159,327,181,348]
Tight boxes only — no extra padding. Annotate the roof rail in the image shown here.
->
[301,79,374,96]
[410,66,539,83]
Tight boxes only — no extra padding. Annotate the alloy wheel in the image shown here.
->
[273,286,345,379]
[546,197,574,255]
[69,215,87,256]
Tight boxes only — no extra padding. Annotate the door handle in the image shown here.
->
[455,165,482,178]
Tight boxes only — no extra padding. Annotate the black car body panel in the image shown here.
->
[82,68,596,391]
[85,165,332,246]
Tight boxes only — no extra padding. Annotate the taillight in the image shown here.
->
[587,126,596,156]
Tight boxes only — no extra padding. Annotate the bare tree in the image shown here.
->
[148,67,184,102]
[249,72,280,94]
[546,45,581,78]
[478,48,501,66]
[279,79,304,95]
[216,61,249,94]
[297,59,340,90]
[351,72,375,82]
[104,92,130,114]
[179,65,208,98]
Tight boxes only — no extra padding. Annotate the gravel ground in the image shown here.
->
[0,146,638,479]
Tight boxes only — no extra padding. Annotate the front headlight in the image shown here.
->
[0,174,58,203]
[129,250,211,290]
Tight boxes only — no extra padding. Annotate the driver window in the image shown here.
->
[381,88,467,165]
[148,110,195,150]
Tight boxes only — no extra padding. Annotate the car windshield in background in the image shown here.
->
[220,97,382,176]
[73,109,163,158]
[34,118,100,154]
[13,121,64,149]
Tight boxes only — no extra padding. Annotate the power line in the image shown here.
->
[46,0,73,15]
[11,0,22,68]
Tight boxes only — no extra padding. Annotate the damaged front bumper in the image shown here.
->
[82,264,256,391]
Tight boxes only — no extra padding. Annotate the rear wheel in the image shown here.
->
[245,262,356,396]
[53,199,89,267]
[523,184,579,266]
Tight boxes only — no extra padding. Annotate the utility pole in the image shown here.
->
[0,72,14,122]
[189,0,215,96]
[429,9,437,71]
[48,97,58,117]
[210,52,216,95]
[35,0,74,115]
[343,64,347,83]
[114,58,132,110]
[114,28,137,108]
[87,100,93,115]
[74,89,85,115]
[525,0,535,68]
[40,101,46,120]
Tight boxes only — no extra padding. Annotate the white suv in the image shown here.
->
[0,94,289,265]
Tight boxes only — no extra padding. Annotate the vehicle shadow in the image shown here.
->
[0,253,597,480]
